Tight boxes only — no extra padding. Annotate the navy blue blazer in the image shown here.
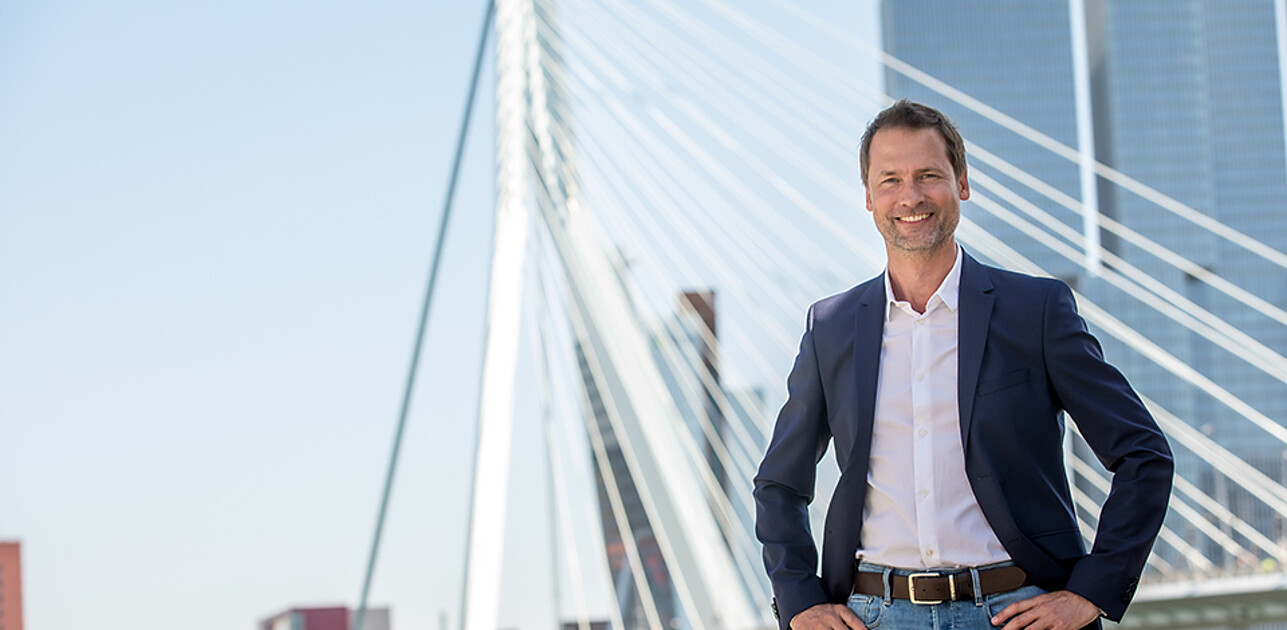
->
[754,252,1173,629]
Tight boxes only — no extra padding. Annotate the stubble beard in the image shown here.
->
[881,204,960,259]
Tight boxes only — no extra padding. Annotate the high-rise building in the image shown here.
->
[881,0,1287,572]
[0,542,23,630]
[1087,0,1287,461]
[883,0,1084,279]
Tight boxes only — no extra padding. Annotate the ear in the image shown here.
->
[865,185,874,212]
[957,172,970,201]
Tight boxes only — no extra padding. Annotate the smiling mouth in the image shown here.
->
[897,213,932,223]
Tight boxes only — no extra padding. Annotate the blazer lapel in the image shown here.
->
[850,276,886,471]
[958,253,995,452]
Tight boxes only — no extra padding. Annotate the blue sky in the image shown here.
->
[0,1,878,629]
[1,1,504,627]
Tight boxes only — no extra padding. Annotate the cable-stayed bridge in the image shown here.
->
[366,2,1287,629]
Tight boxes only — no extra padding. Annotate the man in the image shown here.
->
[754,100,1173,630]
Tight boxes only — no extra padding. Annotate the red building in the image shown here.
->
[0,542,23,630]
[260,607,350,630]
[259,606,390,630]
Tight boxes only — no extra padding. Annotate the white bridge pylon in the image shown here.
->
[459,3,532,630]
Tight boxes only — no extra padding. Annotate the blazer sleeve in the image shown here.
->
[1041,280,1174,621]
[754,305,834,630]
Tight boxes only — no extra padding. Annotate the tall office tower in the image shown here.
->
[882,0,1287,570]
[1088,2,1287,566]
[0,542,23,630]
[882,0,1084,280]
[1089,0,1287,467]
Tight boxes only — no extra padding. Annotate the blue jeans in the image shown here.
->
[846,562,1047,629]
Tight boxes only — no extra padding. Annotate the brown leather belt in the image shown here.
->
[853,565,1029,604]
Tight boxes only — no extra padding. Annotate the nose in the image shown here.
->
[896,179,926,207]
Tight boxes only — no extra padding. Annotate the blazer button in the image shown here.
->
[1122,577,1139,603]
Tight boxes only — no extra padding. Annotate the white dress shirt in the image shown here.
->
[856,247,1011,569]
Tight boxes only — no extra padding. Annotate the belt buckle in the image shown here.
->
[907,572,954,605]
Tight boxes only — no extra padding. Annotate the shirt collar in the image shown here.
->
[883,245,963,320]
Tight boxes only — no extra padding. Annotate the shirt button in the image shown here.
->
[925,550,935,557]
[916,374,925,382]
[915,318,925,325]
[919,489,929,497]
[918,429,928,438]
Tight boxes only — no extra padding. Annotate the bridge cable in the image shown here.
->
[541,0,1287,589]
[964,187,1287,386]
[750,0,1287,272]
[674,0,1287,340]
[955,219,1287,447]
[663,0,1287,363]
[523,92,704,627]
[526,22,812,593]
[540,82,831,555]
[532,9,820,387]
[526,224,608,630]
[354,2,494,629]
[550,0,1287,436]
[529,63,779,591]
[569,0,1287,394]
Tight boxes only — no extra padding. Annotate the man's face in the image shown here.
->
[864,126,969,257]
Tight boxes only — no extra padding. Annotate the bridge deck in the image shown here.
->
[1119,573,1287,628]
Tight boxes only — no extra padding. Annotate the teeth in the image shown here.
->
[899,214,931,222]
